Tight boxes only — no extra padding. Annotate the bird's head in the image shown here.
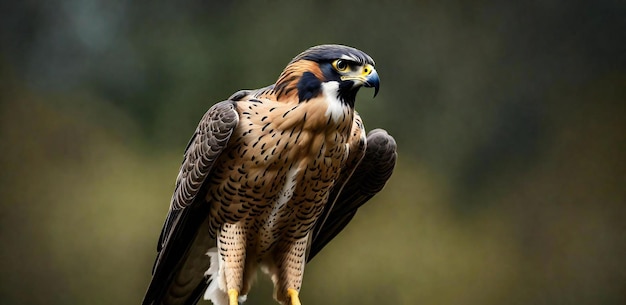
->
[273,44,379,106]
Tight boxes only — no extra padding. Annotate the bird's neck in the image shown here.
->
[271,60,325,103]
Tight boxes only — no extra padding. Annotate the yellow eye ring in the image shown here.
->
[332,59,348,72]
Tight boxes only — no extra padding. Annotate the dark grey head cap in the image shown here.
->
[289,44,375,66]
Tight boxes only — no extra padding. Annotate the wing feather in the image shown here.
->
[308,128,397,261]
[143,100,240,305]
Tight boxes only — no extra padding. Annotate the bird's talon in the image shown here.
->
[287,288,302,305]
[228,289,239,305]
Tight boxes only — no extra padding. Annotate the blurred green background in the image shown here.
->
[1,1,624,304]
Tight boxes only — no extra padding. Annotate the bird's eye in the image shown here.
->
[332,59,349,72]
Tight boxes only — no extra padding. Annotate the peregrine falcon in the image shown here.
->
[143,44,397,305]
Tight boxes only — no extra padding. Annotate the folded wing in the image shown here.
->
[143,100,239,305]
[309,128,397,261]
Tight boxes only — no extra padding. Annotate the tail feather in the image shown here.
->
[143,221,214,305]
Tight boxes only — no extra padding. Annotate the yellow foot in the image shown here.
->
[228,289,239,305]
[287,288,302,305]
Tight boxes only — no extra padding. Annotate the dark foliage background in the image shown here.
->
[1,1,624,304]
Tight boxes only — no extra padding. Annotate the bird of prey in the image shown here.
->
[143,44,397,305]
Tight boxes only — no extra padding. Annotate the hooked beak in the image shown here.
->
[363,68,380,97]
[340,64,380,98]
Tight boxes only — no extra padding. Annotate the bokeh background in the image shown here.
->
[1,1,624,304]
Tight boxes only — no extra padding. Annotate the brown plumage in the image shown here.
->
[143,44,397,305]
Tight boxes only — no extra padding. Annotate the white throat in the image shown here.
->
[321,81,347,123]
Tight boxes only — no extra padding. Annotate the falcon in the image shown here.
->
[143,44,397,305]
